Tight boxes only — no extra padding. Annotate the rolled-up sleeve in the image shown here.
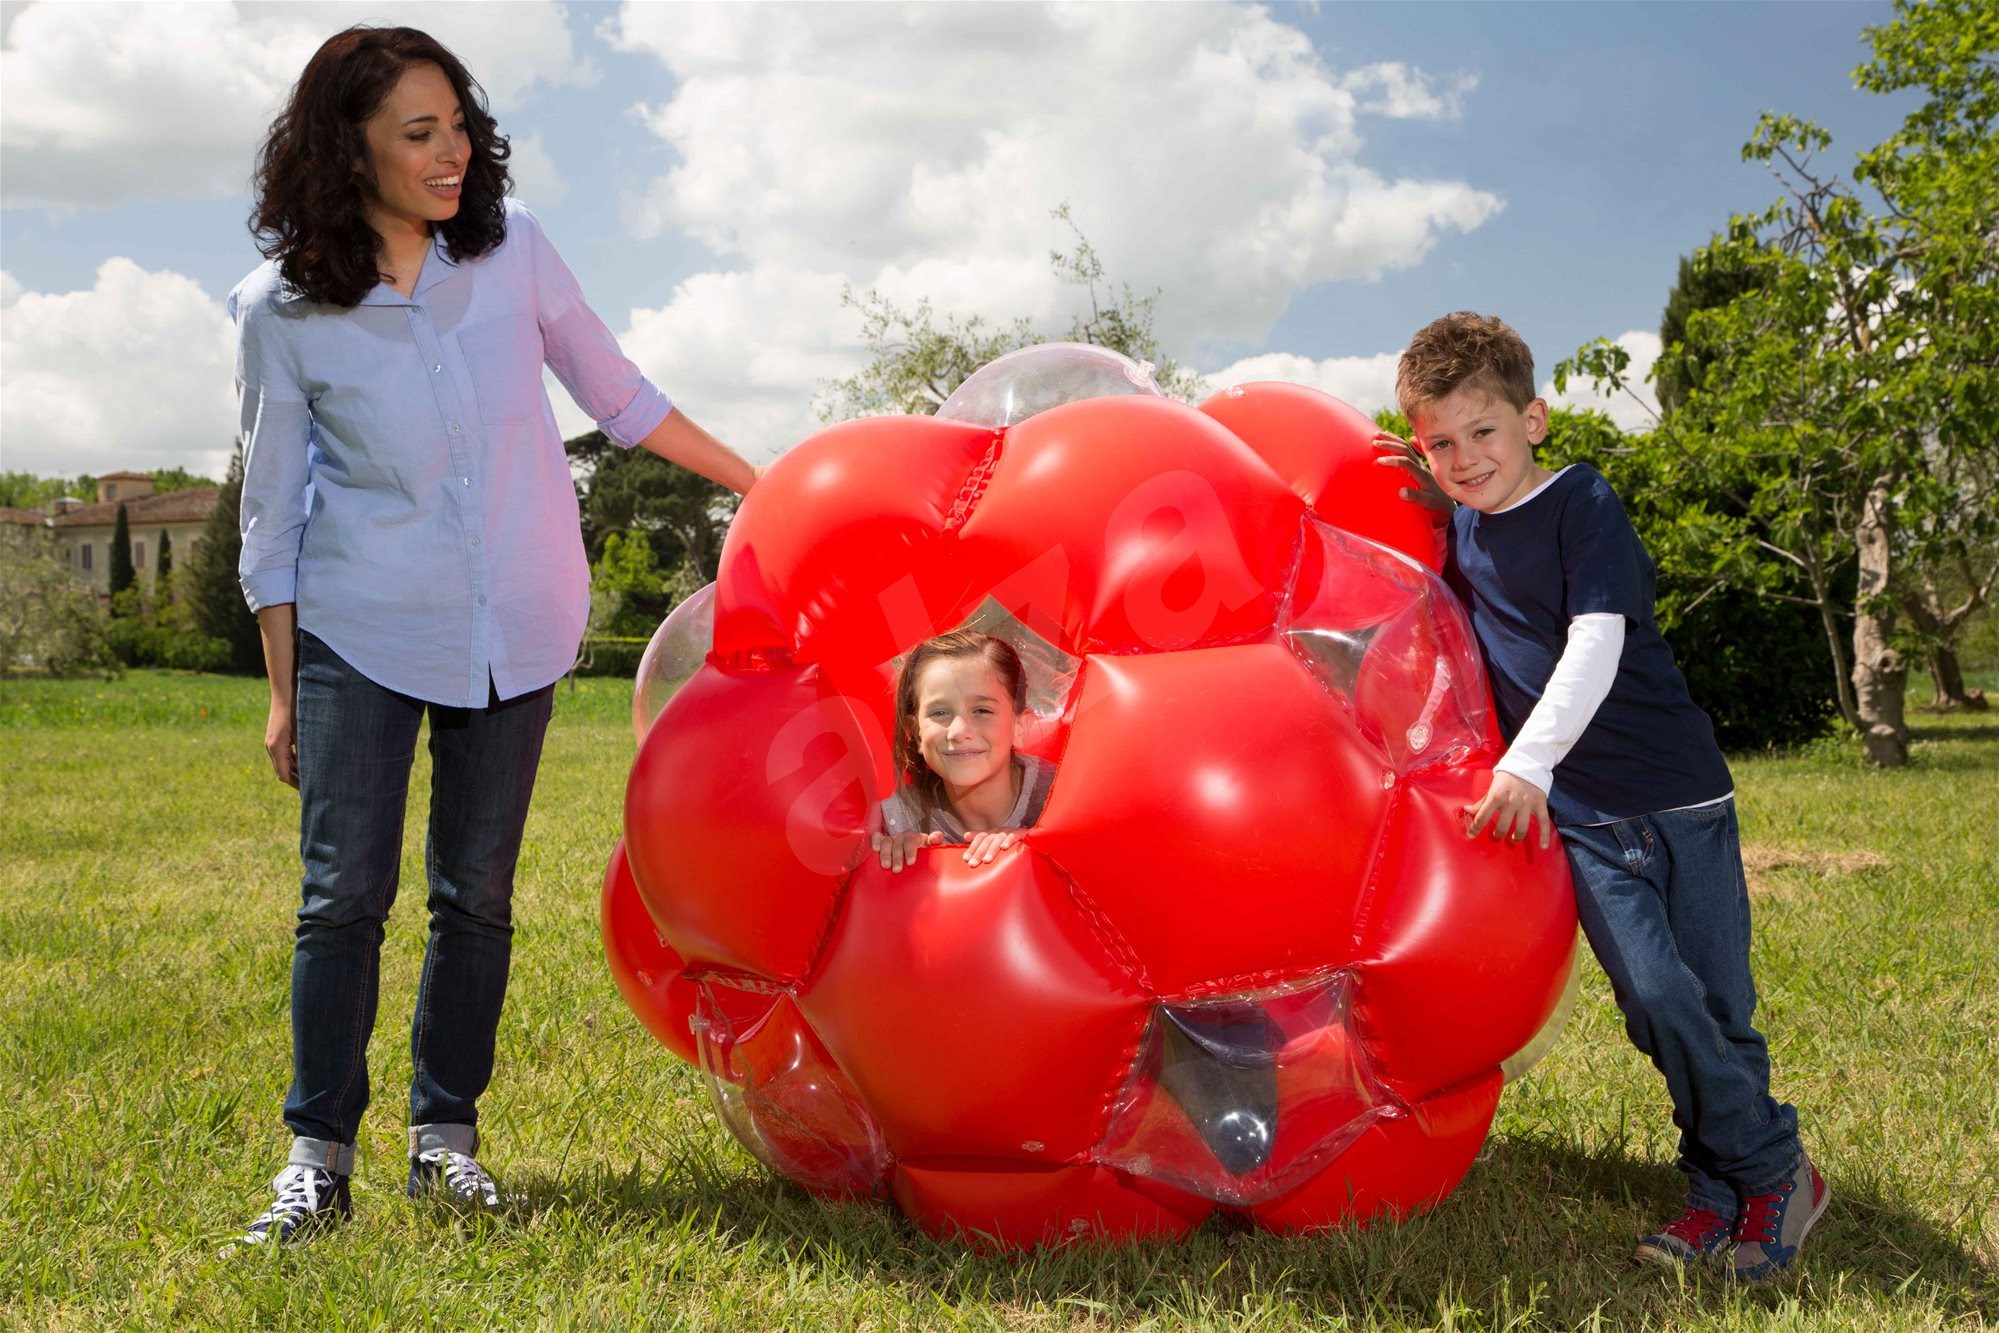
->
[232,293,313,613]
[520,206,672,448]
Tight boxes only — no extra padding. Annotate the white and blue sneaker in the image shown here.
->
[237,1164,352,1248]
[407,1147,502,1209]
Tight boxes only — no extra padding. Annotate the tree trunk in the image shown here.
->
[1924,644,1988,711]
[1852,471,1908,766]
[1805,551,1862,734]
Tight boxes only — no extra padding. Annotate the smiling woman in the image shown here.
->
[226,24,760,1250]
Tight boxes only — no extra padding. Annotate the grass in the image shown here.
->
[1,668,1995,1330]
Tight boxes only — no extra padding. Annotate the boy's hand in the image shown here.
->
[1463,771,1554,850]
[1372,431,1453,520]
[963,829,1023,866]
[872,829,943,872]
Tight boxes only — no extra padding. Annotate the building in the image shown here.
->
[2,473,222,598]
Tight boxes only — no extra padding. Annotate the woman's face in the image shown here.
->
[357,60,468,238]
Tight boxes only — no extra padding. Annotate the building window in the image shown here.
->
[81,543,93,571]
[134,540,146,571]
[105,484,118,501]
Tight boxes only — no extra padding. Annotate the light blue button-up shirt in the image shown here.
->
[231,201,671,707]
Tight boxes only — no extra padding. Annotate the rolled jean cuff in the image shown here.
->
[1687,1179,1739,1217]
[411,1122,479,1158]
[288,1135,357,1176]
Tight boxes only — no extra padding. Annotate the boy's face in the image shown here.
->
[1409,385,1552,513]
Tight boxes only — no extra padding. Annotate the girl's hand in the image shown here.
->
[1372,431,1453,520]
[1463,771,1553,850]
[872,829,943,873]
[963,830,1023,866]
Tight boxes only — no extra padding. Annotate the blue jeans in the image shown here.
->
[1562,799,1801,1211]
[283,631,552,1168]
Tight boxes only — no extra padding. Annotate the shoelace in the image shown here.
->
[1662,1206,1731,1248]
[244,1166,328,1239]
[1734,1181,1792,1244]
[422,1149,499,1204]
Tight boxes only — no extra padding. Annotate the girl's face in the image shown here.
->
[357,61,468,239]
[913,657,1021,800]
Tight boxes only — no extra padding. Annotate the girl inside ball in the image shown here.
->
[873,630,1055,872]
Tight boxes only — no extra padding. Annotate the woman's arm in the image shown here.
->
[634,408,759,496]
[257,603,299,788]
[521,205,760,493]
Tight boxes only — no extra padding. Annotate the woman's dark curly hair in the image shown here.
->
[251,25,511,308]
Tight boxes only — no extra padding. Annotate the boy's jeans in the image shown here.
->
[282,631,552,1171]
[1561,798,1801,1210]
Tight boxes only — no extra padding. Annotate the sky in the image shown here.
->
[0,0,1920,480]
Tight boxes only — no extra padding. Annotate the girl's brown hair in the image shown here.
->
[251,25,512,308]
[891,631,1028,827]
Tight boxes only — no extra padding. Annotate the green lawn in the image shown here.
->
[2,670,1994,1330]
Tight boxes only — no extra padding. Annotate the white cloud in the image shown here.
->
[599,1,1502,457]
[1340,62,1476,120]
[1541,330,1662,432]
[507,130,567,208]
[1205,349,1405,418]
[0,0,592,209]
[617,265,865,462]
[0,260,237,476]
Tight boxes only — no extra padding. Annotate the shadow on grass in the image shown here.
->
[1908,719,1999,744]
[508,1131,1998,1324]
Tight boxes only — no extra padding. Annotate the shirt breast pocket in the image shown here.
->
[457,314,547,425]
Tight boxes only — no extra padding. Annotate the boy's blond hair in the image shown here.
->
[1397,312,1537,417]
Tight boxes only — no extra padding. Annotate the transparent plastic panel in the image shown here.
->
[1281,520,1489,772]
[692,982,890,1198]
[1501,933,1583,1082]
[1095,970,1400,1207]
[934,342,1164,428]
[633,581,717,742]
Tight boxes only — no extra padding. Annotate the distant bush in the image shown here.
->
[0,528,117,676]
[573,637,648,679]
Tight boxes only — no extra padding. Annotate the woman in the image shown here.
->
[231,26,756,1246]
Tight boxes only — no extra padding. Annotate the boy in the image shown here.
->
[1380,312,1825,1280]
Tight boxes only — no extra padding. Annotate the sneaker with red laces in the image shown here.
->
[1733,1156,1829,1281]
[1633,1203,1735,1267]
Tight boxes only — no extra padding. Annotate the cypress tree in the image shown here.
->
[188,444,264,672]
[108,502,136,597]
[157,529,173,580]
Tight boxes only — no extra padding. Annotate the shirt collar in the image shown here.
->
[353,230,459,306]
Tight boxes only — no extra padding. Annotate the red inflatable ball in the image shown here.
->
[605,344,1577,1248]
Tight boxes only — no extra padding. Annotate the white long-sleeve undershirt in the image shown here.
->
[1492,613,1625,795]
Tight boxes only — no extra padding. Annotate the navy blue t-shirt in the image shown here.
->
[1444,465,1732,825]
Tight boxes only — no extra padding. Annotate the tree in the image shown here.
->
[0,472,95,510]
[817,205,1204,422]
[565,431,740,581]
[147,466,216,494]
[156,530,173,583]
[587,529,669,641]
[1560,0,1998,765]
[187,444,264,673]
[0,526,115,676]
[1654,232,1769,413]
[108,502,136,598]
